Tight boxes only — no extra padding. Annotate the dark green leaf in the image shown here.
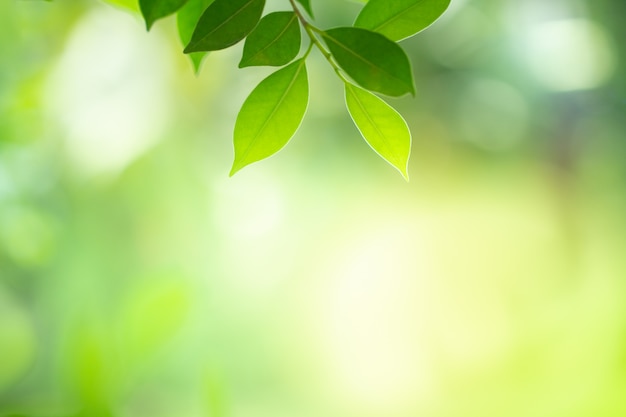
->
[355,0,450,41]
[140,0,189,30]
[177,0,215,71]
[295,0,314,17]
[231,59,309,175]
[239,12,300,68]
[184,0,265,53]
[321,27,415,97]
[345,83,411,180]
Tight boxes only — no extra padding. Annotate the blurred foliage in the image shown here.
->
[1,0,626,417]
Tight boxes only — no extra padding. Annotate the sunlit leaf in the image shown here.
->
[140,0,189,30]
[184,0,265,53]
[231,59,309,175]
[321,27,415,97]
[355,0,450,41]
[177,0,215,71]
[239,12,300,68]
[345,83,411,180]
[296,0,314,17]
[101,0,140,11]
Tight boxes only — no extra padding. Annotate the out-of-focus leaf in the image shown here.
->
[203,372,228,417]
[345,83,411,180]
[355,0,450,41]
[0,296,36,392]
[239,12,300,68]
[321,27,415,97]
[70,325,113,406]
[73,407,115,417]
[231,59,309,175]
[184,0,265,53]
[139,0,189,30]
[122,279,192,359]
[177,0,215,72]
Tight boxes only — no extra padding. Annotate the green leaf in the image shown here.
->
[177,0,215,72]
[239,12,300,68]
[355,0,450,41]
[295,0,314,17]
[140,0,189,30]
[184,0,266,53]
[231,59,309,175]
[321,27,415,97]
[345,83,411,180]
[102,0,139,11]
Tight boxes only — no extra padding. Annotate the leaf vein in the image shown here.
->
[371,0,428,34]
[325,34,410,92]
[348,86,401,164]
[238,60,305,165]
[245,13,297,65]
[192,0,258,49]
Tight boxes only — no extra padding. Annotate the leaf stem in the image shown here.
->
[303,39,314,59]
[288,0,350,84]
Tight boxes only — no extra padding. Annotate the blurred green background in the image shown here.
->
[1,0,626,416]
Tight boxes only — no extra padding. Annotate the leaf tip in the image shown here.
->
[141,7,156,31]
[190,53,206,74]
[391,160,410,181]
[229,160,245,177]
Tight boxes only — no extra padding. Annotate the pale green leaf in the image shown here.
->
[177,0,215,71]
[231,59,309,175]
[239,12,300,68]
[184,0,265,53]
[321,27,415,97]
[355,0,450,41]
[345,83,411,180]
[140,0,189,30]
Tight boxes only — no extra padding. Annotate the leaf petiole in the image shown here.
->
[287,0,350,83]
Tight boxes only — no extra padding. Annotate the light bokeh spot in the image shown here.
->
[523,18,616,91]
[44,6,174,177]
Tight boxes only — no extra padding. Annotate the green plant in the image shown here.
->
[75,0,451,178]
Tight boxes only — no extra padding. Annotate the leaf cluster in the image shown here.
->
[102,0,450,178]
